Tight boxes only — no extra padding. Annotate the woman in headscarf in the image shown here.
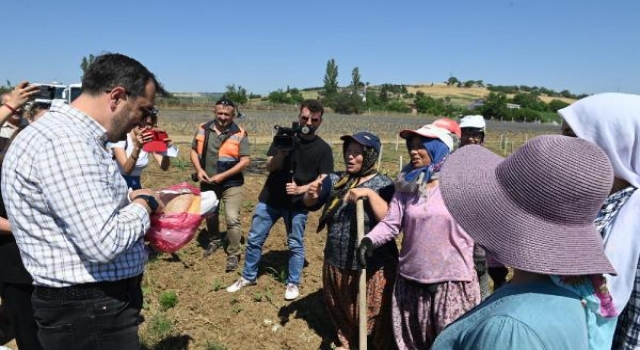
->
[560,93,640,349]
[357,124,480,349]
[304,131,397,350]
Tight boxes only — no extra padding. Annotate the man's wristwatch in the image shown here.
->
[134,195,159,213]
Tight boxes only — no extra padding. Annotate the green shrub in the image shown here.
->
[159,290,178,311]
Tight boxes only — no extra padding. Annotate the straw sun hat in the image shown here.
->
[440,135,616,276]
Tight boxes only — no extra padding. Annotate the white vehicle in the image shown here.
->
[32,82,67,105]
[62,83,82,104]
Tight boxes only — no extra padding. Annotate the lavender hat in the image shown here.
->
[440,135,616,276]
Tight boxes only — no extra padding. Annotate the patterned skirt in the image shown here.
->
[323,260,398,350]
[392,275,480,350]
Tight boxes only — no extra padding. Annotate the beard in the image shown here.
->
[109,103,134,142]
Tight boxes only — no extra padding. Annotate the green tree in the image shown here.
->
[446,76,459,86]
[289,88,304,105]
[223,84,248,105]
[547,99,570,112]
[379,85,389,103]
[386,99,410,113]
[267,89,291,104]
[512,92,547,112]
[480,92,509,120]
[80,54,96,79]
[323,58,339,96]
[351,67,361,92]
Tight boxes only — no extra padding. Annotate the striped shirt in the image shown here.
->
[1,101,150,287]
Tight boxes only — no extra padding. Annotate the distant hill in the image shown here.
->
[406,83,576,104]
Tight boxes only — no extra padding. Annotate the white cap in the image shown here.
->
[459,115,486,130]
[399,125,455,151]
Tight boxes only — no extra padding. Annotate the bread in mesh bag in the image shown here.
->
[145,183,219,252]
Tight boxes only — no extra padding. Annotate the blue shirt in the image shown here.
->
[432,279,588,350]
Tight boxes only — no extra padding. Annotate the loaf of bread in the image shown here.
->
[164,194,195,214]
[187,196,201,214]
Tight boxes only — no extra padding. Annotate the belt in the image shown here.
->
[34,275,141,301]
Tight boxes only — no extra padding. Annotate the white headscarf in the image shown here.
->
[559,92,640,313]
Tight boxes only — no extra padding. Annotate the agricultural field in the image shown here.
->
[126,109,562,349]
[1,109,561,350]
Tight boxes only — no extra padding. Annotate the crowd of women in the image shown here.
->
[303,92,640,349]
[0,80,639,350]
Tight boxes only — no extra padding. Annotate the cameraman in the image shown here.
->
[190,97,250,272]
[227,99,333,301]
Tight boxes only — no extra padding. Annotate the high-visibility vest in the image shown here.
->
[194,121,246,187]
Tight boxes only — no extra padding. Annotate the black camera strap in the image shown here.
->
[200,120,234,172]
[200,120,216,171]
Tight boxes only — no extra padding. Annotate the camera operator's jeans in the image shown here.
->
[241,202,308,286]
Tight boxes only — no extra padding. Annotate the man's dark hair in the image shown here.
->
[81,53,167,98]
[216,97,237,109]
[300,99,324,117]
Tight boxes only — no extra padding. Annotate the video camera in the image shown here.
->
[273,122,312,151]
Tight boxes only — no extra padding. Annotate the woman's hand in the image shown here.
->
[344,188,371,203]
[132,128,153,148]
[6,81,39,109]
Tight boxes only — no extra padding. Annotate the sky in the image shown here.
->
[3,0,639,96]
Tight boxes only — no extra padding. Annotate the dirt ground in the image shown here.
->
[0,109,545,350]
[138,165,340,350]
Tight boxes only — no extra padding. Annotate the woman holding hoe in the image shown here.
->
[304,131,397,350]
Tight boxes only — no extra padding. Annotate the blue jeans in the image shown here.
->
[122,175,142,190]
[242,202,308,285]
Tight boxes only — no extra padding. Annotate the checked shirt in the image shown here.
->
[1,101,150,287]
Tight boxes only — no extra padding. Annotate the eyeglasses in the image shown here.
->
[300,115,321,123]
[216,98,236,108]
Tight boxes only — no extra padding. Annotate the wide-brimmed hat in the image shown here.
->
[340,131,381,154]
[399,125,454,151]
[440,135,616,276]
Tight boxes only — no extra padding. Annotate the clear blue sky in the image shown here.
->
[4,0,639,95]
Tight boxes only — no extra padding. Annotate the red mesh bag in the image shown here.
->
[146,183,204,253]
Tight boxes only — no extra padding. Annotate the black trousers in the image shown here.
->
[1,281,43,350]
[31,276,143,350]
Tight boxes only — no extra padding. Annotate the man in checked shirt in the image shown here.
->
[1,53,166,349]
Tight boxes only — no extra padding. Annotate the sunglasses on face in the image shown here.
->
[300,115,320,123]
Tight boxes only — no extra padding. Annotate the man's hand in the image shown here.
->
[130,189,164,214]
[286,181,303,196]
[197,169,211,183]
[209,173,225,184]
[306,180,322,200]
